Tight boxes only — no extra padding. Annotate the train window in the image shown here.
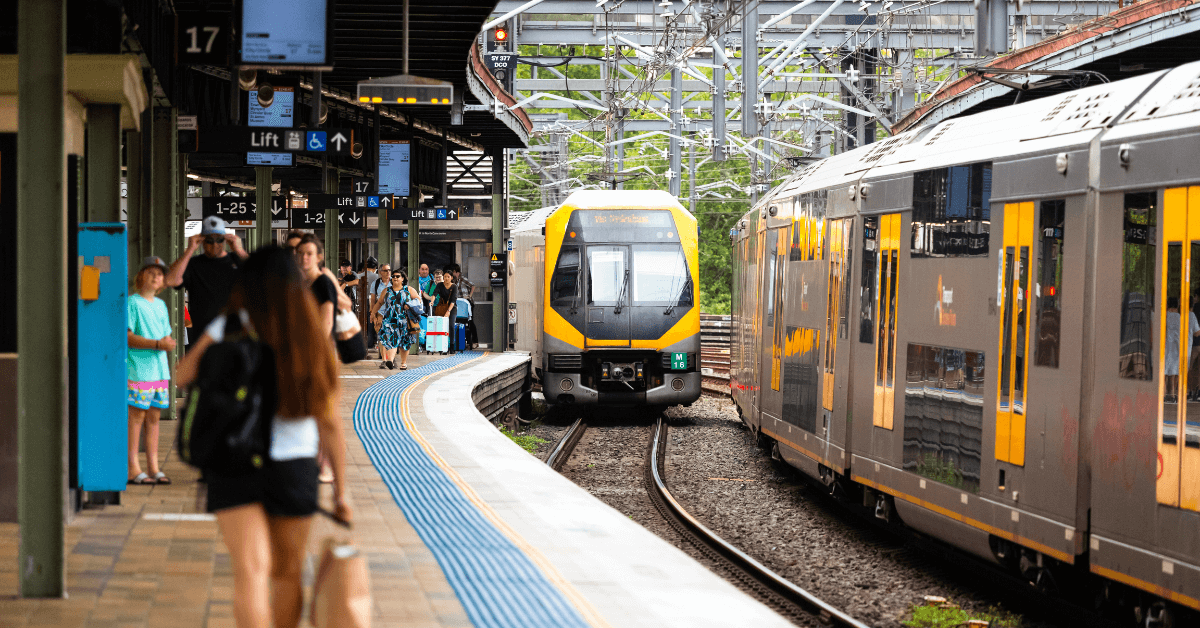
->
[860,216,878,343]
[772,230,787,391]
[630,245,691,306]
[824,219,851,409]
[911,163,991,258]
[1035,200,1065,368]
[1120,191,1156,381]
[789,192,827,261]
[839,222,855,340]
[782,326,821,432]
[586,246,626,306]
[904,343,985,493]
[549,246,581,305]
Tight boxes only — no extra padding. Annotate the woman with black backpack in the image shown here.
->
[176,246,350,628]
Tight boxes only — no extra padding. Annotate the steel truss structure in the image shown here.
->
[484,0,1120,210]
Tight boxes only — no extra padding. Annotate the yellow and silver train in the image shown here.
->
[511,190,701,407]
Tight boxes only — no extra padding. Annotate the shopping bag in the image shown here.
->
[310,537,372,628]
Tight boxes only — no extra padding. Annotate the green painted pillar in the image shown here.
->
[491,149,506,351]
[324,166,338,270]
[150,108,177,418]
[378,205,390,267]
[255,166,272,249]
[17,0,66,597]
[124,129,142,279]
[171,150,185,403]
[85,104,121,223]
[407,202,419,277]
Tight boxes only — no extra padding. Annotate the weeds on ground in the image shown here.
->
[901,600,1021,628]
[499,426,547,454]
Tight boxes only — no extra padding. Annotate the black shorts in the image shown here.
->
[205,458,319,517]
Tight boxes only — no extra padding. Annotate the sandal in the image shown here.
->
[400,363,408,370]
[127,472,154,485]
[152,472,171,485]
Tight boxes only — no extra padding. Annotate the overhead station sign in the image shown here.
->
[291,194,394,229]
[238,0,334,70]
[201,196,288,220]
[247,86,294,166]
[395,206,459,221]
[377,140,410,197]
[186,127,353,155]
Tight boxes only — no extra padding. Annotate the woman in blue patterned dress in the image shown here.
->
[371,269,422,370]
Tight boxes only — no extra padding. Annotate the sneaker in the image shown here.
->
[379,361,388,369]
[388,360,396,370]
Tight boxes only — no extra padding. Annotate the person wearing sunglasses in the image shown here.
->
[165,216,248,350]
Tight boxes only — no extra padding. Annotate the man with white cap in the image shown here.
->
[165,216,248,347]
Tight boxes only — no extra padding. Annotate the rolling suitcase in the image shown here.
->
[455,323,467,352]
[426,316,448,353]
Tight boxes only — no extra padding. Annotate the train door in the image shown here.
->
[996,202,1035,466]
[872,214,901,430]
[1158,186,1200,510]
[763,227,788,422]
[754,227,777,418]
[585,245,631,347]
[823,218,852,464]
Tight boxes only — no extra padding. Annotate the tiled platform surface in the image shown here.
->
[0,351,790,628]
[0,352,468,628]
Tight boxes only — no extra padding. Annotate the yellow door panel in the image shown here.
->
[874,214,901,430]
[997,202,1034,466]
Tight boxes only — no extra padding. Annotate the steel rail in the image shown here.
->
[544,417,587,472]
[646,417,870,628]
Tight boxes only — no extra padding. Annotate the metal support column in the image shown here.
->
[85,104,121,223]
[123,129,142,278]
[491,148,505,351]
[688,132,696,214]
[324,167,339,270]
[713,46,725,163]
[615,115,625,190]
[374,106,389,266]
[255,166,272,249]
[406,120,419,276]
[669,68,681,198]
[17,0,66,596]
[151,108,178,419]
[741,3,759,138]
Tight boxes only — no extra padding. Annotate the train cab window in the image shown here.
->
[587,246,626,306]
[1120,191,1156,381]
[550,246,581,305]
[631,245,692,306]
[1035,200,1065,368]
[911,163,991,258]
[790,192,827,262]
[860,216,879,343]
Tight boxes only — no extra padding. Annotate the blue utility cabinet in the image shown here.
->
[76,223,128,491]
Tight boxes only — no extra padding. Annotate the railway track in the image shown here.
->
[544,414,867,627]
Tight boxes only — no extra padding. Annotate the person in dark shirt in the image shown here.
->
[165,216,248,347]
[296,234,338,338]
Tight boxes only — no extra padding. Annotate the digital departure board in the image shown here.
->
[239,0,334,69]
[378,140,411,197]
[247,86,293,167]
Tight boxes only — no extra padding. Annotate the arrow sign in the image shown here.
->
[448,209,457,219]
[202,196,287,219]
[381,196,393,208]
[330,132,349,152]
[300,195,376,228]
[392,206,459,221]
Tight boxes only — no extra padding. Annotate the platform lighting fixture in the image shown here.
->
[357,74,454,105]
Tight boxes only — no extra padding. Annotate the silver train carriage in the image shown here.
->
[732,59,1200,622]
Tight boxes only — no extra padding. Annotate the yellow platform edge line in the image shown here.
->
[398,353,614,628]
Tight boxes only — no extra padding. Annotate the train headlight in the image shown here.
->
[672,378,685,391]
[622,367,634,379]
[560,378,574,392]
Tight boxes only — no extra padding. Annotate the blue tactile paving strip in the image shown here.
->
[353,352,592,628]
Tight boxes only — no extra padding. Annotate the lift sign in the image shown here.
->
[671,353,688,370]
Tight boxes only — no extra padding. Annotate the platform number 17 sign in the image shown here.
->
[178,13,231,66]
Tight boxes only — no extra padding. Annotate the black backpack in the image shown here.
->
[178,318,277,475]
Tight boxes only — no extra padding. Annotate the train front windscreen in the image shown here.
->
[551,210,693,310]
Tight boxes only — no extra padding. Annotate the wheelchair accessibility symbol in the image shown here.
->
[367,196,380,208]
[306,131,327,152]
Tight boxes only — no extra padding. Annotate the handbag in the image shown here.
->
[335,308,367,364]
[310,537,372,628]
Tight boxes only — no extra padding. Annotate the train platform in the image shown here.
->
[0,352,789,628]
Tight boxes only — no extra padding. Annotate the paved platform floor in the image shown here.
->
[0,351,470,628]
